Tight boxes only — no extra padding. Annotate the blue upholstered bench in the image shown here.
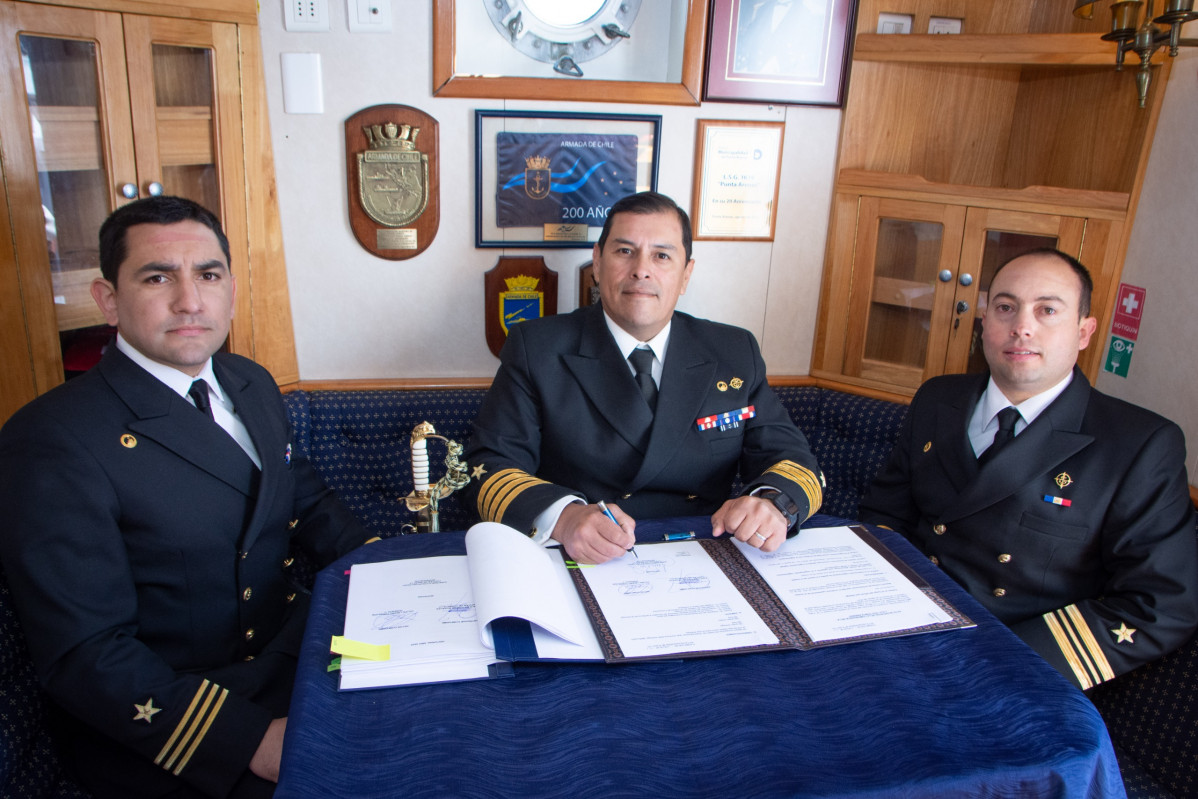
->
[2,383,1194,797]
[278,385,911,539]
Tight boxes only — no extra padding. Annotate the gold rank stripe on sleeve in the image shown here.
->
[762,461,822,520]
[154,679,229,776]
[1043,605,1115,690]
[477,468,550,523]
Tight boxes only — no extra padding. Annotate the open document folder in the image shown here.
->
[338,523,973,690]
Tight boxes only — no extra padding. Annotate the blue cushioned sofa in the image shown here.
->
[1,383,1194,797]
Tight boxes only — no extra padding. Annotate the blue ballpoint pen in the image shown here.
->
[597,500,636,558]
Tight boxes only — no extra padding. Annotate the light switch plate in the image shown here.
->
[281,52,324,114]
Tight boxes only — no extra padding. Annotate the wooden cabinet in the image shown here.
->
[811,1,1170,397]
[0,0,296,422]
[817,173,1127,392]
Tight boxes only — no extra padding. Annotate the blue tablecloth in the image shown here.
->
[278,516,1125,798]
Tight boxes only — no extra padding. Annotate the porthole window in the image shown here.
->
[483,0,642,77]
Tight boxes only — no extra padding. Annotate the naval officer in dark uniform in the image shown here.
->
[0,197,370,797]
[861,249,1198,688]
[466,191,823,564]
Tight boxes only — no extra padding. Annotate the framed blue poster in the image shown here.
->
[475,110,661,249]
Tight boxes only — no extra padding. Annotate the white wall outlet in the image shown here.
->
[876,13,913,34]
[348,0,393,33]
[928,17,963,34]
[284,0,330,32]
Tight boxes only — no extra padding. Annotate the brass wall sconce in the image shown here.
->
[1075,0,1198,106]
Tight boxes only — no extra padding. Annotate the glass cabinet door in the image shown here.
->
[123,17,230,212]
[123,16,250,350]
[945,208,1086,375]
[4,4,136,387]
[843,197,966,389]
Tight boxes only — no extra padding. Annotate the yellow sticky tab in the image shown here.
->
[329,636,390,661]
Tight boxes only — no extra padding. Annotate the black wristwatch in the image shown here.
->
[754,488,800,529]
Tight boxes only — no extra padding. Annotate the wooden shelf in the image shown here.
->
[837,170,1131,218]
[853,33,1165,66]
[30,106,101,172]
[51,266,105,331]
[157,105,213,166]
[871,276,934,311]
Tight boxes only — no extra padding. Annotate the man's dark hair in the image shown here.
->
[98,196,230,285]
[994,247,1093,318]
[596,191,693,261]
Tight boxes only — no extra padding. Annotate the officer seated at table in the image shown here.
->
[0,196,371,797]
[860,248,1198,689]
[465,190,824,564]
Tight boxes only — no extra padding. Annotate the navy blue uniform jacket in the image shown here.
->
[465,305,823,535]
[0,348,368,797]
[860,368,1198,688]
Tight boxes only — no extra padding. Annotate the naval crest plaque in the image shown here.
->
[345,105,439,260]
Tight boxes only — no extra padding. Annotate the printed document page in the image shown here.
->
[735,526,952,643]
[577,540,780,658]
[341,555,496,689]
[466,522,603,660]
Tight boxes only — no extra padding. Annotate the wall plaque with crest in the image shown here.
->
[345,104,440,260]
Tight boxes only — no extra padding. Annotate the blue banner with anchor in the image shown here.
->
[495,132,638,227]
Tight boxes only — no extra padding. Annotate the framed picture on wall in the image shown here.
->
[704,0,857,106]
[691,120,784,241]
[475,110,661,249]
[434,0,709,105]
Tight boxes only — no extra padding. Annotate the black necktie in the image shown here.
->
[188,379,215,421]
[979,406,1020,466]
[628,348,658,412]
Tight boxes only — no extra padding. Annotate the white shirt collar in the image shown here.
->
[603,311,671,364]
[115,334,223,403]
[980,370,1074,429]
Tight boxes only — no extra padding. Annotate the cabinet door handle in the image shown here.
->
[120,183,138,199]
[938,269,953,282]
[959,273,974,286]
[956,300,970,314]
[147,182,164,196]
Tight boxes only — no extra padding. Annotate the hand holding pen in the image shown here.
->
[598,501,636,559]
[551,500,637,565]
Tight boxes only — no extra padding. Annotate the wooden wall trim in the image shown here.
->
[283,375,913,405]
[285,377,495,392]
[16,0,259,25]
[1191,484,1198,511]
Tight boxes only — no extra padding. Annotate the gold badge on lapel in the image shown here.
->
[923,441,932,453]
[1055,472,1073,488]
[120,434,137,449]
[716,381,728,392]
[730,377,743,390]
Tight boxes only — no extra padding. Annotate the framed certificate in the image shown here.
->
[475,110,661,249]
[703,0,857,107]
[691,120,784,241]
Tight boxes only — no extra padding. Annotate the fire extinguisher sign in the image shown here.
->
[1103,283,1146,378]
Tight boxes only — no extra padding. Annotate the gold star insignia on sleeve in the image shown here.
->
[471,464,487,481]
[1112,622,1136,644]
[133,698,161,723]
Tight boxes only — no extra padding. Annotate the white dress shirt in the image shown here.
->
[116,335,262,468]
[967,371,1073,459]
